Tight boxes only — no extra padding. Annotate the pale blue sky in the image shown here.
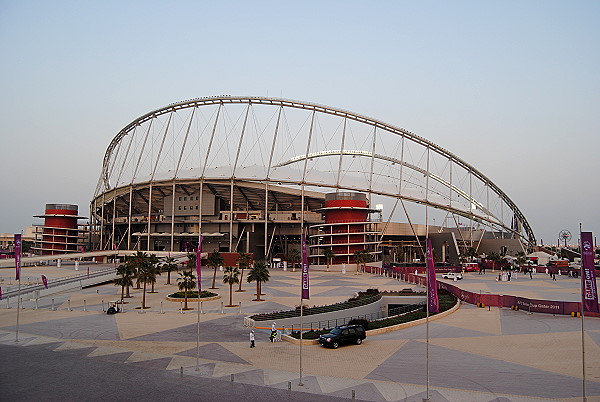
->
[1,1,598,245]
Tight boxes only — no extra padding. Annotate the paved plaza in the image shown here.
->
[1,262,599,401]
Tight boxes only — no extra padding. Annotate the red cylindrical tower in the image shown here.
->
[34,204,85,255]
[309,192,381,266]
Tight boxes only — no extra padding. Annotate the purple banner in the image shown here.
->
[301,234,309,299]
[581,232,599,313]
[14,234,22,281]
[426,238,439,313]
[41,275,48,289]
[0,286,2,300]
[196,236,204,291]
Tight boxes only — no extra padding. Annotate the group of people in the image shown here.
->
[249,322,279,348]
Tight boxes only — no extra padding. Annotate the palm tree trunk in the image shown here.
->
[120,285,125,304]
[256,282,260,300]
[238,269,244,291]
[184,289,188,310]
[126,285,131,298]
[211,267,218,289]
[167,271,171,285]
[142,282,147,309]
[229,283,233,306]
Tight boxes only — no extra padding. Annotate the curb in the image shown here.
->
[280,300,461,344]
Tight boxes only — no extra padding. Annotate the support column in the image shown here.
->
[147,184,152,251]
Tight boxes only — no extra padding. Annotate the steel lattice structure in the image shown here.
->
[91,96,535,255]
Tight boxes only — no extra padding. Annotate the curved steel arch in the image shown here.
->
[97,95,535,245]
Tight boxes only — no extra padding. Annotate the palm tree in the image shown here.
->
[177,270,197,310]
[247,261,270,301]
[148,254,160,293]
[161,256,178,285]
[137,263,156,309]
[323,248,335,272]
[187,252,196,273]
[130,251,150,289]
[353,249,370,275]
[208,251,224,289]
[487,251,501,271]
[288,248,300,272]
[115,262,135,304]
[236,252,252,292]
[515,251,527,270]
[222,266,240,307]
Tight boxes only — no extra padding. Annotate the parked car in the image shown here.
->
[318,325,366,349]
[441,272,463,280]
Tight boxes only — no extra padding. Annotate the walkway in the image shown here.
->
[1,263,599,401]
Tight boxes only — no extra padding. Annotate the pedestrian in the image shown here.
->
[249,330,255,348]
[529,268,533,280]
[270,322,277,342]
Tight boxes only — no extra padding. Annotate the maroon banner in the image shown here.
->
[581,232,599,313]
[0,286,2,300]
[301,234,309,299]
[196,236,203,291]
[426,238,439,313]
[41,275,48,289]
[14,234,22,281]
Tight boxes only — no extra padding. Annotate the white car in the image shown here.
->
[441,272,463,280]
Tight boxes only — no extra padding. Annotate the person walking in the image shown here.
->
[529,268,533,280]
[249,330,255,348]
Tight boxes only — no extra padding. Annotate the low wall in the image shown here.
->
[251,295,426,331]
[387,266,600,317]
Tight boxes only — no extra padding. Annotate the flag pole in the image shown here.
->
[196,236,204,372]
[425,148,430,402]
[14,233,22,343]
[425,205,430,402]
[579,224,587,402]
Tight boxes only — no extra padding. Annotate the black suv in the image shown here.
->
[318,325,366,349]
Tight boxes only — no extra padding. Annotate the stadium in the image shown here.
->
[90,96,534,268]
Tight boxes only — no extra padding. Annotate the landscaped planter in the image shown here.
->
[166,291,220,302]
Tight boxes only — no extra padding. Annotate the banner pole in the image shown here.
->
[14,233,22,343]
[196,237,204,372]
[15,278,21,343]
[579,225,587,402]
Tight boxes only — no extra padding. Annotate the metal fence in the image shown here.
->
[283,302,425,333]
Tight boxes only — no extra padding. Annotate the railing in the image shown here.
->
[284,302,425,333]
[1,268,116,299]
[250,294,382,321]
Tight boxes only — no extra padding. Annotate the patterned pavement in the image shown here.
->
[1,263,599,401]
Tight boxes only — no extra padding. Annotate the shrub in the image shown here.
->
[348,318,369,330]
[169,290,217,298]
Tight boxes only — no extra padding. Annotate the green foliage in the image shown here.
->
[288,248,300,268]
[237,252,252,291]
[348,318,369,330]
[223,266,240,306]
[177,270,197,309]
[178,270,197,292]
[208,251,224,289]
[247,260,270,300]
[161,256,178,284]
[323,248,335,270]
[169,290,217,298]
[223,266,240,287]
